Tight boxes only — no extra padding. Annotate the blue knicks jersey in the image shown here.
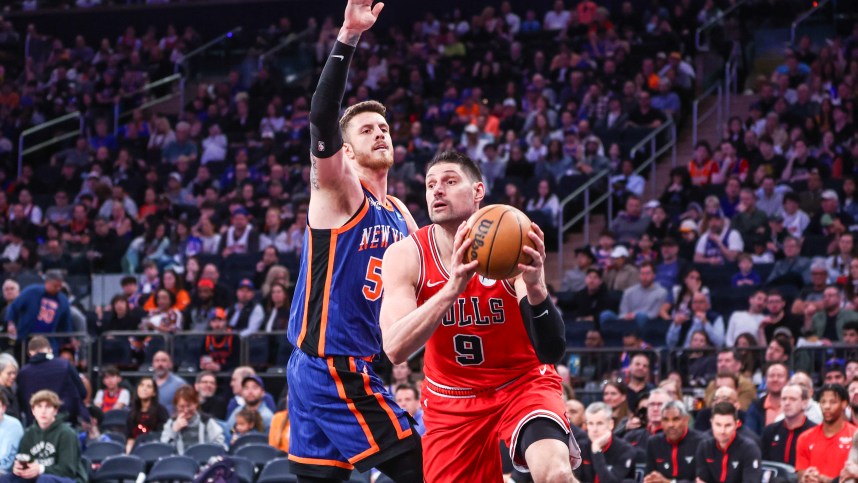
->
[288,188,409,357]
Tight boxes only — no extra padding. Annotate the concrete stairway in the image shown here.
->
[544,93,760,289]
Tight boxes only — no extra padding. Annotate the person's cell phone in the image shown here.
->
[16,454,30,470]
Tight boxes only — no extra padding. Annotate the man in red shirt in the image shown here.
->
[796,384,857,483]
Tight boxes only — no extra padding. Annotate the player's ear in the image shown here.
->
[342,140,355,160]
[473,181,485,203]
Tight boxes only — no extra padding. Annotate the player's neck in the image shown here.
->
[433,222,460,260]
[823,416,846,436]
[356,168,388,204]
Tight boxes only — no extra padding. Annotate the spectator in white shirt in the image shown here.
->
[725,290,767,346]
[543,0,571,30]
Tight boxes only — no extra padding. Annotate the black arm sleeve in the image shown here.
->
[519,296,566,364]
[309,40,356,158]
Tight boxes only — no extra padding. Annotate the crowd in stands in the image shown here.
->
[0,0,854,481]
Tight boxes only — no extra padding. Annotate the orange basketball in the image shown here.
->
[463,204,536,280]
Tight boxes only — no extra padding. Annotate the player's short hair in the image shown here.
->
[102,366,120,378]
[715,371,739,389]
[196,371,216,384]
[339,100,387,135]
[30,389,61,409]
[783,383,808,401]
[819,383,849,402]
[711,401,737,420]
[27,336,51,354]
[585,402,612,419]
[843,321,858,333]
[426,150,483,183]
[395,383,419,400]
[661,399,689,418]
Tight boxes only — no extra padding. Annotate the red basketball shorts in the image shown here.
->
[421,364,574,482]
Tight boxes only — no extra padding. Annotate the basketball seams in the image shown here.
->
[485,208,509,280]
[501,210,525,281]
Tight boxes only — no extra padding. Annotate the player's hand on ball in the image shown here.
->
[518,222,546,286]
[448,221,479,295]
[342,0,384,34]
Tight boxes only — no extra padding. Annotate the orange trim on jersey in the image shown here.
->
[287,455,354,470]
[296,229,314,348]
[317,232,339,356]
[352,357,413,441]
[333,197,370,234]
[327,357,380,454]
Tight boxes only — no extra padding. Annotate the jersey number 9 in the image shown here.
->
[454,334,485,366]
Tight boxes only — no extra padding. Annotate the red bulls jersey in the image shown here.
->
[411,224,540,391]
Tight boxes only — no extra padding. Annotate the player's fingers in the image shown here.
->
[530,222,544,239]
[372,2,385,16]
[527,230,546,257]
[522,245,543,265]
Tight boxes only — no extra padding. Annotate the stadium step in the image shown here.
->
[545,93,760,290]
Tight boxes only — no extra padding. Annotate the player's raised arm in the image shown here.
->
[380,222,477,364]
[514,222,567,364]
[308,0,384,191]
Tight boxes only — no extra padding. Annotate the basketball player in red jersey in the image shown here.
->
[380,150,580,482]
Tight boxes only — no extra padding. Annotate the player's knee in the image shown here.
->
[530,464,572,483]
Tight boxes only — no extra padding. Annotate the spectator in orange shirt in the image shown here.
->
[688,141,719,186]
[143,269,190,312]
[796,384,858,482]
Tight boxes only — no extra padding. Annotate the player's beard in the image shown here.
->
[354,148,393,171]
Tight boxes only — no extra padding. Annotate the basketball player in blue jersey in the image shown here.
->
[285,1,421,481]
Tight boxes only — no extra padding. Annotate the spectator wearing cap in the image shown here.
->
[184,278,218,332]
[165,172,195,207]
[604,245,639,292]
[226,375,274,434]
[200,308,239,373]
[218,207,259,257]
[806,189,855,238]
[677,219,699,261]
[5,272,72,354]
[227,279,263,338]
[611,195,650,245]
[693,211,744,265]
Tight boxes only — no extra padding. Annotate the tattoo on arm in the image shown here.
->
[343,33,360,47]
[311,157,320,191]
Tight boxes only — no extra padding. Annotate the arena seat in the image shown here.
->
[145,455,199,482]
[184,442,227,465]
[91,455,146,483]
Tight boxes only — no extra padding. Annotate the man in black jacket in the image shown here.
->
[575,402,637,483]
[16,336,90,427]
[644,399,703,483]
[568,268,615,328]
[626,389,672,463]
[695,402,763,483]
[762,382,815,466]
